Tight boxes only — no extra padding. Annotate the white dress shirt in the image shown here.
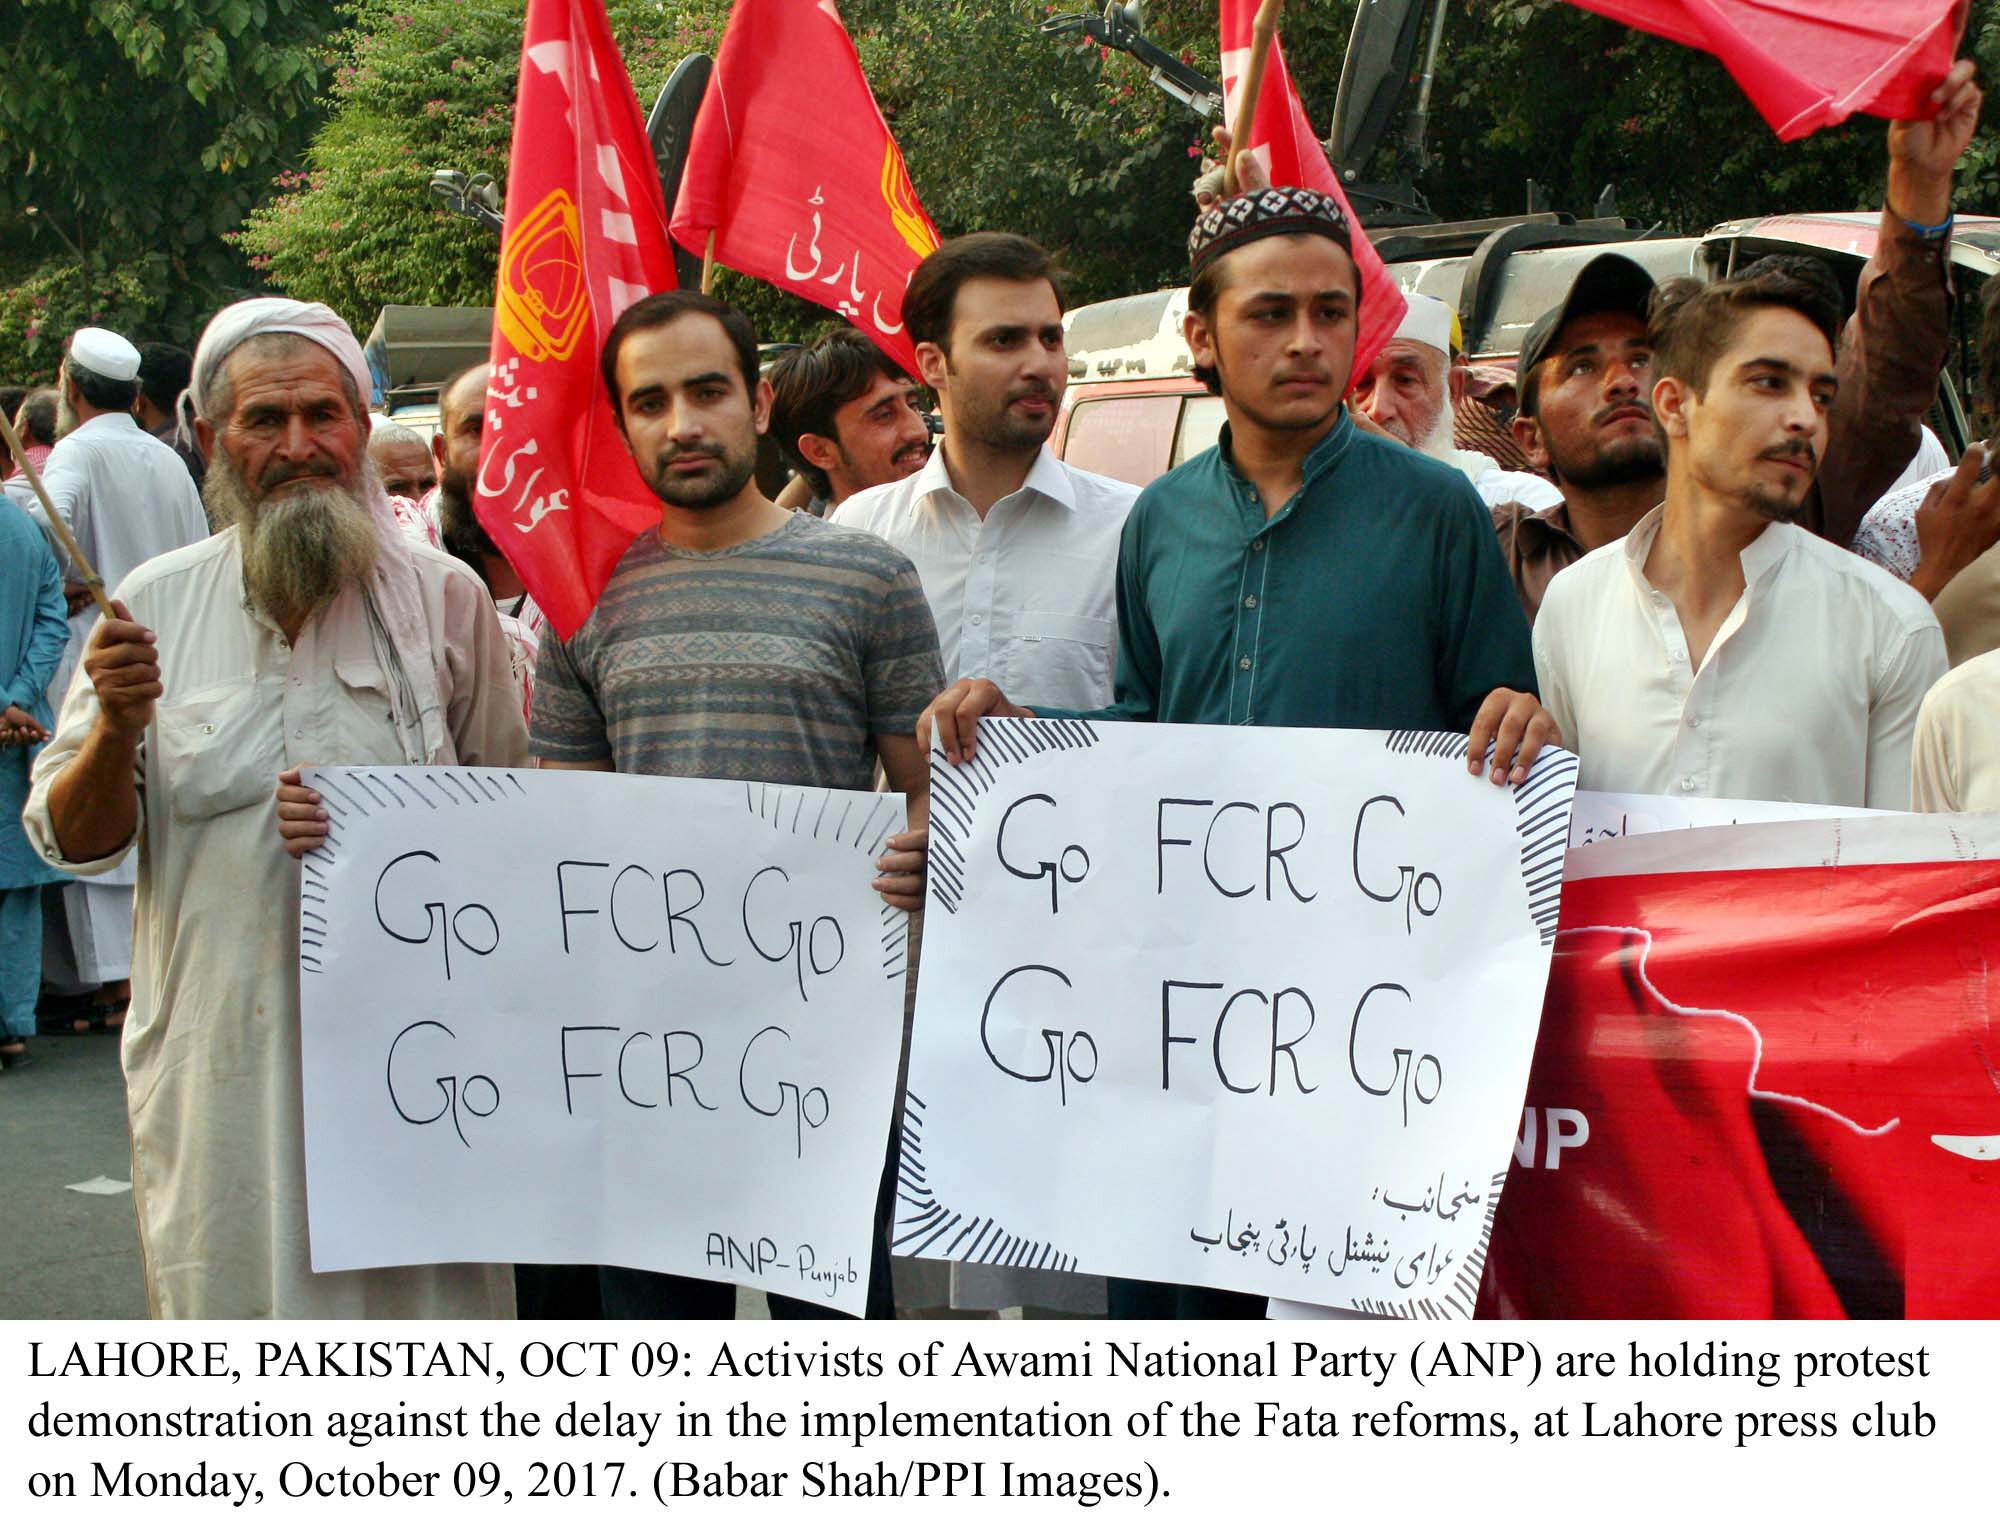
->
[832,444,1137,711]
[1533,505,1947,810]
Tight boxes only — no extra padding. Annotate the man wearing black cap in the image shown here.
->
[1495,58,1981,623]
[918,186,1556,1318]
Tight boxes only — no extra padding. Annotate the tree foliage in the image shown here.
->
[12,0,2000,380]
[234,0,729,331]
[0,0,341,380]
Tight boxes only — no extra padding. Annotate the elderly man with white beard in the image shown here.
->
[1349,292,1559,512]
[25,297,527,1319]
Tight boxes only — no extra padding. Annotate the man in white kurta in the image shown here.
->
[25,300,526,1319]
[5,327,209,996]
[1533,262,1946,812]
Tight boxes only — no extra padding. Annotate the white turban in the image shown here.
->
[1391,293,1458,358]
[186,297,447,766]
[188,296,375,422]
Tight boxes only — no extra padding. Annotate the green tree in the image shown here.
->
[0,0,342,380]
[237,0,2000,351]
[236,0,732,338]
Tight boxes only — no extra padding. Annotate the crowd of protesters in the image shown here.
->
[5,54,1999,1320]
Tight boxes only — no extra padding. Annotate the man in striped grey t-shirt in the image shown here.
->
[531,291,943,1322]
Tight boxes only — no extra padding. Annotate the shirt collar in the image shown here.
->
[918,442,1075,511]
[1217,410,1356,488]
[1516,499,1580,544]
[1621,502,1797,586]
[70,411,140,440]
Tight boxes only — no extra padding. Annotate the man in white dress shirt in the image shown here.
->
[833,234,1133,1315]
[1534,259,1945,810]
[833,234,1137,713]
[5,326,209,1027]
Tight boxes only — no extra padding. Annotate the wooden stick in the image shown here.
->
[0,408,113,620]
[700,230,717,295]
[1225,0,1284,197]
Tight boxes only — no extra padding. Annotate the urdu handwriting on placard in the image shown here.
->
[1376,1175,1484,1220]
[1189,1210,1461,1287]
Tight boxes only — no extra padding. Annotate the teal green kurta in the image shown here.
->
[1045,414,1535,729]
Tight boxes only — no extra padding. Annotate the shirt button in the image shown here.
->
[1250,539,1266,553]
[1687,716,1699,729]
[293,729,304,740]
[1239,656,1253,671]
[1244,594,1258,609]
[970,613,983,626]
[1680,777,1696,791]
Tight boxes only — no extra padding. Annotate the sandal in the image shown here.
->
[90,997,130,1034]
[0,1039,31,1070]
[38,997,94,1036]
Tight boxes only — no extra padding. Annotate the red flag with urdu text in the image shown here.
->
[476,0,678,641]
[1565,0,1964,141]
[1219,0,1405,387]
[670,0,939,377]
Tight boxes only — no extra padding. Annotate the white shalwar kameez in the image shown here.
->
[7,411,210,983]
[25,528,528,1319]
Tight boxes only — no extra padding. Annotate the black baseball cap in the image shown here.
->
[1515,253,1657,417]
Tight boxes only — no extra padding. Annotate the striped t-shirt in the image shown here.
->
[530,512,943,790]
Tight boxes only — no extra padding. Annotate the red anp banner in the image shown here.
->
[1567,0,1964,141]
[670,0,938,376]
[476,0,678,641]
[1218,0,1406,387]
[1481,822,2000,1318]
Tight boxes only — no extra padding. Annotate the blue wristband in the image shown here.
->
[1902,211,1954,240]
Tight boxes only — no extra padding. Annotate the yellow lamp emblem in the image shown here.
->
[497,188,589,364]
[880,140,937,261]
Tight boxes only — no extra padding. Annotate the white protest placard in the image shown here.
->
[296,766,908,1313]
[901,720,1575,1317]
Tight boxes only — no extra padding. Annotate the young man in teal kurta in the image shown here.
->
[925,187,1555,773]
[917,185,1563,1317]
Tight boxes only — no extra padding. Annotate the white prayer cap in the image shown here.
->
[1391,293,1458,357]
[67,326,142,383]
[189,296,374,420]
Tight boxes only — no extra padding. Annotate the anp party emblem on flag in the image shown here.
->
[497,189,589,364]
[881,141,936,262]
[477,0,681,641]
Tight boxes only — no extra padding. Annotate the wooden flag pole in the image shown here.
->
[1224,0,1284,197]
[700,231,717,294]
[0,407,113,620]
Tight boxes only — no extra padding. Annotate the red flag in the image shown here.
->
[1218,0,1406,387]
[1483,846,2000,1319]
[476,0,678,641]
[1567,0,1963,141]
[670,0,939,376]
